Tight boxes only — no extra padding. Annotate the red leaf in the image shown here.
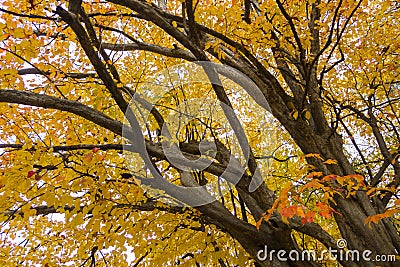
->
[302,211,315,224]
[281,205,298,219]
[316,202,332,219]
[27,170,36,178]
[35,175,42,181]
[93,147,100,153]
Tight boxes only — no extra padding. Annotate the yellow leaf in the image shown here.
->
[304,110,311,120]
[291,110,299,120]
[93,219,101,233]
[13,28,25,38]
[70,212,84,227]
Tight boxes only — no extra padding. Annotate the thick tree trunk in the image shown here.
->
[280,110,399,266]
[238,69,400,266]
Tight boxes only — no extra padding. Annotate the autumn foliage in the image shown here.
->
[0,0,399,266]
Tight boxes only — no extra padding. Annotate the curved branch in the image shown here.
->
[0,143,124,152]
[0,90,126,137]
[0,7,57,20]
[101,42,195,61]
[18,68,97,79]
[55,6,130,114]
[108,0,205,59]
[275,0,305,62]
[3,201,186,217]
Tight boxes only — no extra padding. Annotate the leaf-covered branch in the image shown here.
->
[101,42,196,61]
[0,90,126,136]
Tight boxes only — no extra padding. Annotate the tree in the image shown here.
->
[0,0,399,266]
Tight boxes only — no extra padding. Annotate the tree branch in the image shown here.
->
[18,67,97,79]
[275,0,305,62]
[0,7,57,20]
[0,90,127,137]
[56,6,130,114]
[101,42,195,61]
[0,143,124,152]
[3,200,186,217]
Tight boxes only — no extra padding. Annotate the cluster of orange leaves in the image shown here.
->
[256,169,369,230]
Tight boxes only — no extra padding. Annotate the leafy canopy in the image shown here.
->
[0,0,399,266]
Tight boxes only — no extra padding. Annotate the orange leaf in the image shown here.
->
[365,214,382,225]
[304,211,315,224]
[316,202,332,219]
[307,171,323,178]
[256,213,270,230]
[84,153,93,163]
[256,217,263,230]
[323,159,338,165]
[281,205,303,219]
[343,174,364,182]
[391,154,399,164]
[366,188,376,196]
[304,153,324,160]
[322,174,338,182]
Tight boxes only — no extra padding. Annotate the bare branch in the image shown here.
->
[3,201,186,217]
[0,143,124,152]
[18,68,97,79]
[108,0,205,59]
[68,0,82,14]
[101,42,195,61]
